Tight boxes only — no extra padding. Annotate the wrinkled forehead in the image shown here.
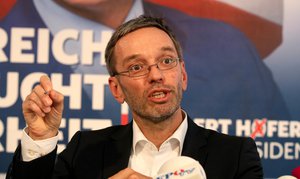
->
[114,27,177,61]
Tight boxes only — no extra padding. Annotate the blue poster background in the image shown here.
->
[0,0,299,178]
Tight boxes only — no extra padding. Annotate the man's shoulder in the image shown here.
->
[209,128,252,142]
[188,122,262,178]
[204,127,256,150]
[73,123,132,142]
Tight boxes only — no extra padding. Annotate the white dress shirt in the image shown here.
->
[128,111,188,177]
[21,129,59,161]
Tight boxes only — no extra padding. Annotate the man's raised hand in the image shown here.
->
[22,75,64,140]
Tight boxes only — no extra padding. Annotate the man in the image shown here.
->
[0,0,290,122]
[6,16,263,179]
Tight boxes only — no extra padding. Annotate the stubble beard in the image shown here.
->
[122,83,183,124]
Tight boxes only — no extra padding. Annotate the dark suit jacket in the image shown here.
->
[7,117,263,179]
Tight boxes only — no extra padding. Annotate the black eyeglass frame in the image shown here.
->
[113,57,181,78]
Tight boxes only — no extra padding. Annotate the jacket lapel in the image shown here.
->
[101,117,209,177]
[182,117,209,167]
[102,123,133,178]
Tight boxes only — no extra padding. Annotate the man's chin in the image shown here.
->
[144,107,179,123]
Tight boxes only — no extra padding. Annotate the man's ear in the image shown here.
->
[109,76,125,104]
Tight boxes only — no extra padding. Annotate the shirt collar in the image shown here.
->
[132,110,188,155]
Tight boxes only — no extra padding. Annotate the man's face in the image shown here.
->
[110,27,188,123]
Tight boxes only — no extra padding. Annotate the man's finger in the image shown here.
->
[40,75,52,93]
[49,90,64,113]
[23,96,45,118]
[33,85,53,108]
[28,90,51,113]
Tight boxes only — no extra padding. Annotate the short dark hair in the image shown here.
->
[105,15,183,76]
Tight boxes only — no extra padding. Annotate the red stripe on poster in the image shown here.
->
[0,0,17,20]
[147,0,282,59]
[121,114,129,125]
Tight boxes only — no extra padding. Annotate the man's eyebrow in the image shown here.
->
[121,46,177,66]
[122,54,141,66]
[160,46,177,53]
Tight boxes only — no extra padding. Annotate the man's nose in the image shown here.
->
[147,64,164,83]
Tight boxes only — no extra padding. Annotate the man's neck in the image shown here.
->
[54,0,134,29]
[133,109,184,149]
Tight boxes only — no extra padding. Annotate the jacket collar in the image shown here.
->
[102,116,209,177]
[102,123,133,178]
[182,116,209,166]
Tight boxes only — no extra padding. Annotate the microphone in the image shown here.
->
[154,156,206,179]
[277,176,297,179]
[292,166,300,179]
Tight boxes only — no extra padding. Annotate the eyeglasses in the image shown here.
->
[113,57,180,77]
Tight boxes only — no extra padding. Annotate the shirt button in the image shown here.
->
[28,149,36,156]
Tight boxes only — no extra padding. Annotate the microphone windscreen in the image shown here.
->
[154,156,206,179]
[277,176,297,179]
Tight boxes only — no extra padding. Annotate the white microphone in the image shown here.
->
[278,176,297,179]
[153,156,206,179]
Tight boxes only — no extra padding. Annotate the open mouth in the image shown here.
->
[152,91,166,98]
[148,88,171,103]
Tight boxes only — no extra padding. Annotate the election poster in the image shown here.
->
[0,0,299,178]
